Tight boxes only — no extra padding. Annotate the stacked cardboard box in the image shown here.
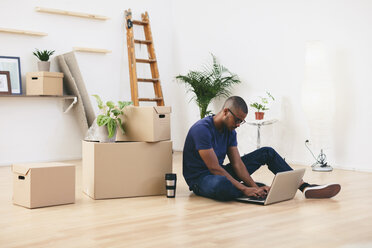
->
[82,106,172,199]
[115,106,171,142]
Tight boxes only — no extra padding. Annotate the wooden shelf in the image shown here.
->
[0,95,75,99]
[73,47,111,54]
[0,27,47,37]
[0,95,77,113]
[35,7,109,20]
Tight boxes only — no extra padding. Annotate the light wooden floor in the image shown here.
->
[1,152,372,248]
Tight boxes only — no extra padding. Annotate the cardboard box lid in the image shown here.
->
[26,72,64,78]
[12,162,74,176]
[154,106,172,114]
[126,106,171,114]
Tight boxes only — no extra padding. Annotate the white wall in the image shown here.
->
[171,0,372,171]
[1,0,372,172]
[0,0,173,165]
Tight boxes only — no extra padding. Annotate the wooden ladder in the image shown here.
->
[125,9,164,106]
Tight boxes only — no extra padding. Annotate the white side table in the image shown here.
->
[247,119,278,149]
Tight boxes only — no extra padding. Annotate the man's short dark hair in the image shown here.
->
[223,96,248,114]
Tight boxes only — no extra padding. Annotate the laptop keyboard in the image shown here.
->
[248,195,267,201]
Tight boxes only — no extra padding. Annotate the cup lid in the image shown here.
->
[165,173,177,180]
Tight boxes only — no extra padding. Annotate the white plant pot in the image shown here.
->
[99,126,117,143]
[84,118,117,143]
[37,61,50,72]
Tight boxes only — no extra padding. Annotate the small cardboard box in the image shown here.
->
[12,162,75,209]
[116,106,171,142]
[26,71,64,96]
[82,140,172,199]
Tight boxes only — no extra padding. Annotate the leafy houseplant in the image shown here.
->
[250,92,275,120]
[92,95,132,139]
[176,54,241,119]
[33,49,55,72]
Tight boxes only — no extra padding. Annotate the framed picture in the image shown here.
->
[0,71,12,95]
[0,56,22,95]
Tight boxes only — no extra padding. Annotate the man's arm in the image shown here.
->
[226,146,270,192]
[198,149,266,197]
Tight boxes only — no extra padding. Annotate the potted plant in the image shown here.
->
[92,95,132,141]
[33,49,55,72]
[250,92,275,120]
[176,54,241,119]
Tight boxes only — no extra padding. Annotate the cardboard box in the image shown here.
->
[12,162,75,209]
[82,140,172,199]
[26,71,64,95]
[115,106,171,142]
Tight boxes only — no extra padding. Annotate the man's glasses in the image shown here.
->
[228,109,246,125]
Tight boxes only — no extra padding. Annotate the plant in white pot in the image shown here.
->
[250,91,275,120]
[91,95,132,142]
[33,49,55,72]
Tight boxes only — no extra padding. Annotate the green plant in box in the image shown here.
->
[92,95,132,138]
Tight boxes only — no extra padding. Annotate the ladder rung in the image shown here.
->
[138,97,163,102]
[136,58,156,63]
[137,78,159,82]
[134,39,152,45]
[132,20,148,25]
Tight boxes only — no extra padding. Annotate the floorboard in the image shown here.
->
[0,152,371,248]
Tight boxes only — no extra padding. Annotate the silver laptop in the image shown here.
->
[236,169,306,206]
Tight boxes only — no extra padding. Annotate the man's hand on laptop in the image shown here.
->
[242,187,267,198]
[260,185,271,194]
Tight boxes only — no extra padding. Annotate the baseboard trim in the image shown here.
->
[288,160,372,173]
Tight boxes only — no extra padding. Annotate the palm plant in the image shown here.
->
[176,54,241,119]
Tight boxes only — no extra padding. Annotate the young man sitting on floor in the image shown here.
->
[182,96,341,201]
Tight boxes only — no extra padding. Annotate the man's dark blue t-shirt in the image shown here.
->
[182,115,237,188]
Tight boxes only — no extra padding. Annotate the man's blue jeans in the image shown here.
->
[190,147,293,201]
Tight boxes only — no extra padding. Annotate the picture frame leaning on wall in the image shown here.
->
[0,56,22,95]
[0,71,12,95]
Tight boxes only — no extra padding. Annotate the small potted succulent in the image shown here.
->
[92,95,132,142]
[250,91,275,120]
[33,49,55,72]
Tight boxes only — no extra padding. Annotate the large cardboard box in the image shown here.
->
[115,106,171,142]
[26,71,63,95]
[82,140,172,199]
[12,162,75,209]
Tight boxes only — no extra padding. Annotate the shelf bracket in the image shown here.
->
[63,96,78,114]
